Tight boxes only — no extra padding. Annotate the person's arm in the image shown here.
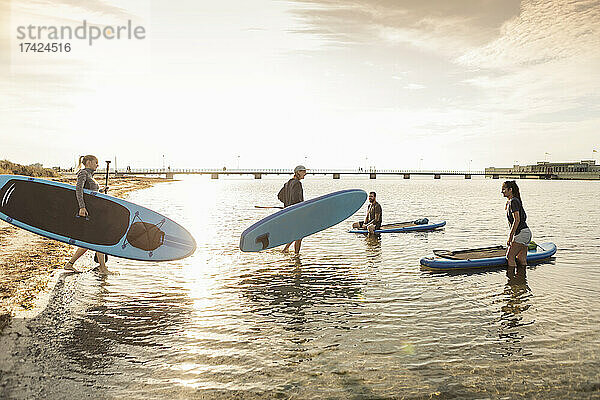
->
[507,199,520,245]
[508,210,520,245]
[76,170,88,216]
[364,204,372,224]
[366,205,382,226]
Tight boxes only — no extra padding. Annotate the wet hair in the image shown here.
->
[369,191,376,197]
[78,155,98,171]
[503,180,521,200]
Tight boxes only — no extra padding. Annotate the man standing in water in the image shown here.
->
[352,191,382,235]
[278,165,307,253]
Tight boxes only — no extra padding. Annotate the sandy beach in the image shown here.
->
[0,175,171,332]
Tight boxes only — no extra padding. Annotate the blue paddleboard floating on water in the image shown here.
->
[0,175,196,261]
[240,189,367,252]
[420,242,557,271]
[349,220,446,234]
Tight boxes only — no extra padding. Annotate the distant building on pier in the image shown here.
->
[485,160,600,180]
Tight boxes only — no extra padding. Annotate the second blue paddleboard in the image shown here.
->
[240,189,367,252]
[349,220,446,234]
[420,242,557,270]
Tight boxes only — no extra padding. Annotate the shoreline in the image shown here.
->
[0,175,172,332]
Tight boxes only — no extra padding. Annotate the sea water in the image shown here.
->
[1,176,599,399]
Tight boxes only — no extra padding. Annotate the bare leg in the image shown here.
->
[507,241,527,269]
[294,238,302,254]
[367,224,375,236]
[95,253,109,275]
[66,247,88,271]
[506,243,521,268]
[515,244,528,267]
[283,242,292,252]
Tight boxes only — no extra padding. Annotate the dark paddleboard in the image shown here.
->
[0,175,196,261]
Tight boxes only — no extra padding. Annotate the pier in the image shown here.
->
[56,160,599,181]
[80,168,552,180]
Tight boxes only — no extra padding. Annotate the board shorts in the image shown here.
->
[513,228,532,245]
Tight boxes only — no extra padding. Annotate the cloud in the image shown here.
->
[288,0,521,51]
[458,0,600,69]
[457,0,600,116]
[21,0,132,20]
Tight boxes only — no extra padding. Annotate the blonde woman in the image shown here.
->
[65,155,110,274]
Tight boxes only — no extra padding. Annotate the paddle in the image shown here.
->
[93,160,112,265]
[254,205,284,209]
[104,160,111,194]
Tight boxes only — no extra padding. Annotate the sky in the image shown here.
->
[1,0,599,170]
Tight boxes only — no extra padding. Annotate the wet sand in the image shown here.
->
[0,175,171,332]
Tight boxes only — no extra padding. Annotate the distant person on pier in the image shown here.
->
[502,180,532,271]
[64,154,111,274]
[277,165,307,254]
[352,191,382,235]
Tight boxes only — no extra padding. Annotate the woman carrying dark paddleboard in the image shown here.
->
[65,155,110,274]
[502,180,532,270]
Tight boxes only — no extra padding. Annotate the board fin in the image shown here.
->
[255,233,270,250]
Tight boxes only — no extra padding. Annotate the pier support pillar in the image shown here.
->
[165,172,174,179]
[211,173,219,179]
[370,173,376,179]
[403,174,410,179]
[493,174,499,179]
[254,173,262,179]
[434,174,441,179]
[464,174,471,179]
[333,173,340,179]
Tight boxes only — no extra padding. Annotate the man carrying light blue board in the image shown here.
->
[352,191,382,235]
[277,165,307,253]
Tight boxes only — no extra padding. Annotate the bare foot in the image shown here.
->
[94,266,110,275]
[64,261,80,273]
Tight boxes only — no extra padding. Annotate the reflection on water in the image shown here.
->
[497,267,533,358]
[1,177,599,399]
[240,256,365,332]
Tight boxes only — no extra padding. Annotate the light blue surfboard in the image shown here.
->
[240,189,367,252]
[0,175,196,261]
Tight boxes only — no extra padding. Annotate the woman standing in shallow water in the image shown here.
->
[502,180,532,270]
[64,154,110,274]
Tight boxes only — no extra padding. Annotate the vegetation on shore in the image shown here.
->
[0,160,58,177]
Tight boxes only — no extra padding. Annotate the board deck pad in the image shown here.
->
[433,245,506,260]
[240,189,367,252]
[0,175,196,261]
